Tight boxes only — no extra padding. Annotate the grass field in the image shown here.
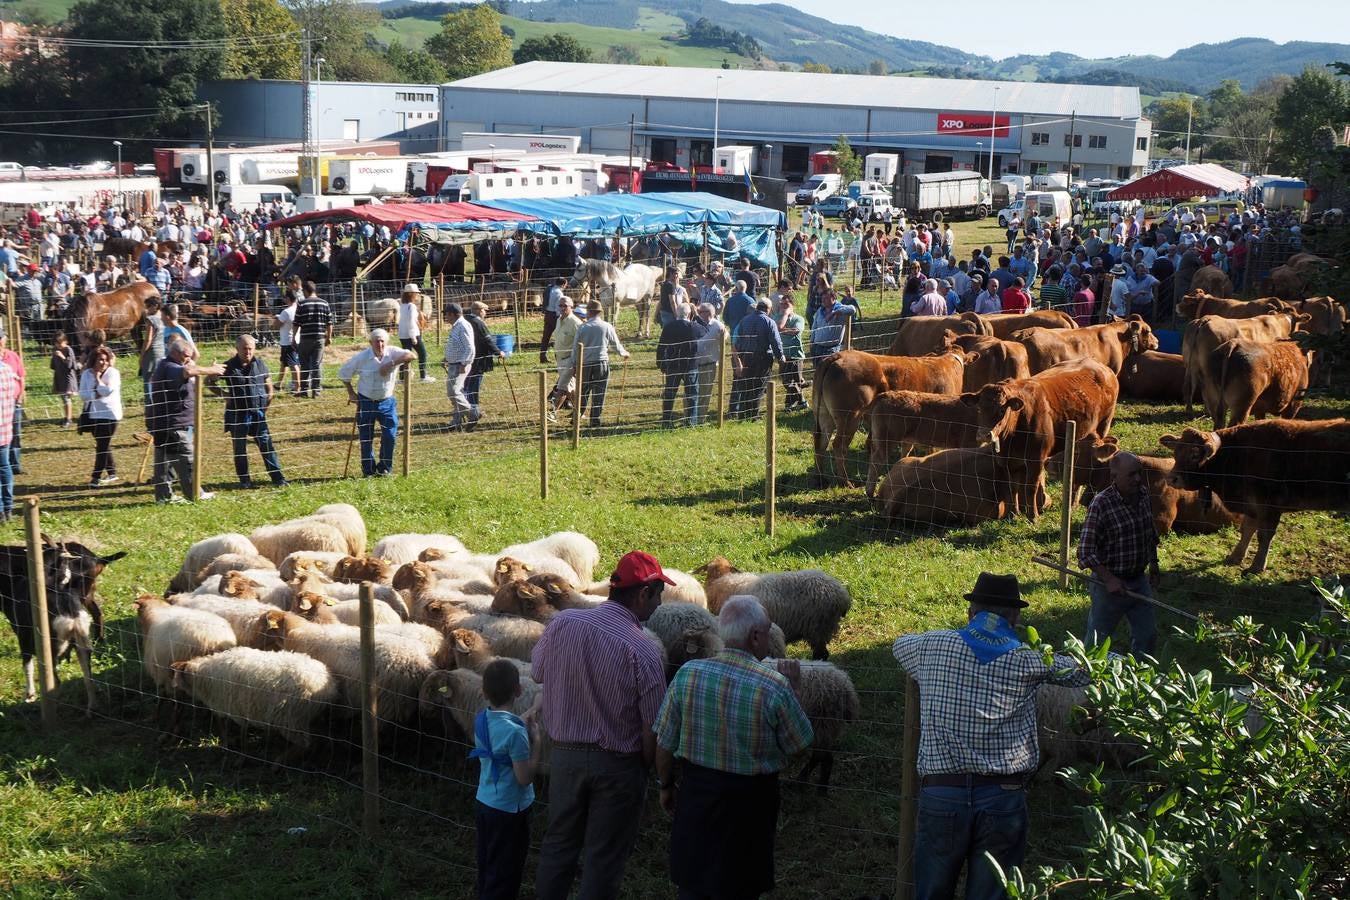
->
[2,214,1348,897]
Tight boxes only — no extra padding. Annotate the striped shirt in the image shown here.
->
[531,601,666,754]
[444,317,474,368]
[654,649,814,775]
[293,295,332,342]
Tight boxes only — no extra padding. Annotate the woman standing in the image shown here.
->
[397,283,433,382]
[78,345,122,486]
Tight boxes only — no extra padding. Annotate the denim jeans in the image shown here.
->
[915,784,1028,900]
[297,337,325,396]
[0,440,11,514]
[465,371,484,420]
[228,414,284,484]
[8,404,20,472]
[1087,573,1156,656]
[356,396,398,476]
[475,800,531,900]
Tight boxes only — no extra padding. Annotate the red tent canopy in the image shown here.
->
[264,201,538,232]
[1107,164,1249,202]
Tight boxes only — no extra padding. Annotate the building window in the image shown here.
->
[1031,132,1049,146]
[485,178,494,187]
[505,177,514,186]
[1063,133,1082,148]
[1031,162,1049,175]
[1136,136,1148,152]
[1089,135,1107,149]
[1117,166,1131,180]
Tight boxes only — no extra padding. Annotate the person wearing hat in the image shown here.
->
[653,595,814,900]
[1106,263,1130,319]
[396,283,434,383]
[893,573,1077,900]
[13,262,44,323]
[531,550,671,900]
[575,298,629,428]
[442,302,474,431]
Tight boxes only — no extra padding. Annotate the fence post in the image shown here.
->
[191,374,204,501]
[401,368,411,478]
[436,274,444,345]
[843,314,853,351]
[895,674,920,900]
[538,370,548,500]
[252,282,260,334]
[765,380,776,537]
[717,329,727,428]
[351,278,359,339]
[23,498,56,729]
[358,582,380,836]
[571,334,583,451]
[1058,419,1078,589]
[513,288,521,346]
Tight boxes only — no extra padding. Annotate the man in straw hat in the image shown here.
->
[893,572,1082,900]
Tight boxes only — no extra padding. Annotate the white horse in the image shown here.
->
[572,259,663,337]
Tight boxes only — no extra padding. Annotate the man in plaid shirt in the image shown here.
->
[0,355,18,521]
[1077,450,1161,656]
[654,595,813,899]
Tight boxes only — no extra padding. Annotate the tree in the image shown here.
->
[220,0,301,79]
[868,58,887,76]
[384,40,447,84]
[606,44,641,65]
[425,3,513,81]
[1273,64,1350,176]
[1148,94,1209,153]
[802,61,831,74]
[831,134,861,185]
[1222,77,1286,173]
[513,33,591,65]
[281,0,387,81]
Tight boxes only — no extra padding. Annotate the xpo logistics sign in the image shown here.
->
[936,113,1011,138]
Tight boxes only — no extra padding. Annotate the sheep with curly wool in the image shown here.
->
[499,531,600,584]
[392,561,492,624]
[490,580,560,621]
[168,533,260,593]
[527,573,606,612]
[645,602,723,678]
[491,553,576,587]
[764,658,859,791]
[171,647,339,750]
[332,556,393,585]
[450,627,534,678]
[588,568,708,608]
[328,597,404,628]
[169,593,277,647]
[193,553,277,586]
[309,503,367,556]
[373,533,468,566]
[697,556,851,660]
[381,621,454,669]
[278,551,348,583]
[442,612,547,662]
[249,520,349,567]
[418,668,546,761]
[286,590,343,625]
[136,595,237,694]
[196,570,293,609]
[290,569,409,621]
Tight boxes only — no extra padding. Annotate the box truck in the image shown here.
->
[325,158,410,195]
[436,168,594,203]
[896,171,991,222]
[864,153,899,185]
[460,132,581,154]
[713,145,756,175]
[179,150,209,186]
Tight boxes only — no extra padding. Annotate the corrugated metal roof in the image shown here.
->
[447,62,1141,119]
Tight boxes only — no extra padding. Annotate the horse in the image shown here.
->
[428,243,468,283]
[66,282,160,348]
[571,260,663,336]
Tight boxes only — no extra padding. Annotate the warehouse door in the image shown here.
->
[781,144,808,178]
[924,154,953,173]
[650,138,677,164]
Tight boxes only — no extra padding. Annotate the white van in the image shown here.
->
[221,184,295,207]
[855,192,896,222]
[795,173,841,206]
[999,174,1029,195]
[1021,190,1073,225]
[1032,172,1069,191]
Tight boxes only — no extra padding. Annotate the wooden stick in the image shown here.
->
[24,499,56,729]
[538,370,548,500]
[135,433,154,485]
[895,675,920,900]
[342,414,357,478]
[191,375,204,501]
[502,355,520,415]
[401,368,411,478]
[1031,555,1198,622]
[765,380,776,536]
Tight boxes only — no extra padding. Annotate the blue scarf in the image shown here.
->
[958,612,1023,665]
[467,709,519,784]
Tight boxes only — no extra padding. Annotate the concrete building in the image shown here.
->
[440,62,1151,182]
[197,79,441,153]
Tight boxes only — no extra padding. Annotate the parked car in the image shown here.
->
[812,195,857,219]
[997,199,1025,228]
[856,192,897,222]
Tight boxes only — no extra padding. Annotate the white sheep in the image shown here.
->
[196,570,293,609]
[278,550,349,583]
[311,503,368,557]
[380,621,454,670]
[193,552,277,586]
[372,533,468,566]
[1034,658,1136,778]
[499,531,601,584]
[136,595,237,694]
[418,668,542,752]
[169,593,275,647]
[171,647,339,750]
[588,567,708,608]
[328,597,404,628]
[291,570,410,621]
[645,602,724,676]
[169,533,259,593]
[698,556,852,660]
[393,561,493,623]
[249,520,349,567]
[764,658,859,791]
[444,612,547,662]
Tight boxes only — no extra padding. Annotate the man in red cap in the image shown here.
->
[531,550,672,900]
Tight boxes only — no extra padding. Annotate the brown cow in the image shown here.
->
[1269,252,1336,301]
[982,309,1076,339]
[865,391,983,497]
[1206,338,1310,428]
[961,359,1119,520]
[1013,316,1158,374]
[1050,435,1242,535]
[1176,291,1290,321]
[66,282,160,348]
[952,334,1031,388]
[812,348,979,485]
[880,447,1013,525]
[1160,419,1350,574]
[1188,265,1232,298]
[1181,310,1305,414]
[1295,296,1348,386]
[1118,350,1197,404]
[887,312,990,356]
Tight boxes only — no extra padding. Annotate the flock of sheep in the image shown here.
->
[139,503,873,787]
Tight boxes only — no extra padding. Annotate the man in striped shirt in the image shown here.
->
[293,281,332,398]
[654,596,813,900]
[442,303,474,431]
[532,550,670,900]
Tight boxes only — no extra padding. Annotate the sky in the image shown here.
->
[726,0,1350,59]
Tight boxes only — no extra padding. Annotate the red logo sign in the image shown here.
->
[936,113,1011,137]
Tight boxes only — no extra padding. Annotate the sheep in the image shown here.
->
[450,627,533,678]
[290,569,410,621]
[332,556,393,585]
[499,531,601,584]
[492,554,576,587]
[329,597,404,628]
[249,520,349,567]
[312,503,368,556]
[416,548,498,588]
[135,595,237,694]
[588,568,709,608]
[168,593,276,647]
[373,533,468,566]
[764,659,859,791]
[169,533,259,593]
[171,647,338,750]
[697,557,852,660]
[196,570,293,609]
[645,602,724,678]
[380,621,453,669]
[393,561,493,624]
[419,668,543,752]
[286,590,342,625]
[194,552,277,586]
[258,610,433,725]
[431,608,547,662]
[1034,657,1136,778]
[527,573,606,612]
[278,551,349,583]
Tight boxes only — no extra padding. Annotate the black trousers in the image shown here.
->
[475,800,530,900]
[671,762,779,899]
[400,336,427,379]
[90,418,118,480]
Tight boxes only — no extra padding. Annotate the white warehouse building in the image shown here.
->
[440,62,1152,183]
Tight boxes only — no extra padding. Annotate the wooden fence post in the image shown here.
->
[717,329,727,428]
[191,375,204,501]
[765,380,776,536]
[252,282,260,334]
[571,334,583,451]
[513,288,521,346]
[23,498,56,729]
[358,582,379,836]
[896,674,920,900]
[538,370,548,500]
[351,278,359,339]
[401,368,411,478]
[436,274,444,345]
[1058,419,1078,589]
[843,314,853,351]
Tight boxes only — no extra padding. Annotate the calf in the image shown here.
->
[865,391,983,497]
[982,309,1076,339]
[1182,310,1306,414]
[887,312,990,356]
[1013,316,1157,374]
[1118,350,1196,404]
[1177,291,1289,321]
[961,359,1119,520]
[1,537,125,714]
[952,334,1031,388]
[812,348,979,486]
[1207,338,1311,428]
[1160,419,1350,574]
[880,447,1018,525]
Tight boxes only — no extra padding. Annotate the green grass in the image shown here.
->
[2,215,1348,896]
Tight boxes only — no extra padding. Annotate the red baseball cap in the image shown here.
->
[609,551,675,590]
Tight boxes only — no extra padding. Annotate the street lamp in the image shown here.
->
[112,140,122,208]
[975,141,983,172]
[713,74,723,170]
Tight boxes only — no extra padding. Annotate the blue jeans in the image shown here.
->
[1087,573,1156,656]
[0,440,11,514]
[356,396,398,476]
[228,414,284,484]
[298,337,325,396]
[465,370,484,419]
[915,784,1028,900]
[8,404,20,472]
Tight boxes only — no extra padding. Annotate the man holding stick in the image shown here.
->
[338,329,416,477]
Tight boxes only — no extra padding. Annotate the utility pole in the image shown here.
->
[627,113,634,193]
[1184,99,1193,165]
[204,104,216,211]
[1065,110,1076,183]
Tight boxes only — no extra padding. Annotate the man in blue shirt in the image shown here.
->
[990,256,1017,298]
[809,291,857,370]
[730,299,783,421]
[722,279,755,332]
[138,246,158,279]
[146,256,172,295]
[207,334,287,489]
[0,240,18,277]
[1008,246,1035,290]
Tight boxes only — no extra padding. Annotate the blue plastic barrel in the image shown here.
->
[1154,329,1181,354]
[493,334,515,357]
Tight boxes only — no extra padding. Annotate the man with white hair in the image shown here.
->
[148,339,226,503]
[338,328,416,477]
[654,595,813,900]
[911,278,949,317]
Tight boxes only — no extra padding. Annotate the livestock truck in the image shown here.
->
[895,171,992,222]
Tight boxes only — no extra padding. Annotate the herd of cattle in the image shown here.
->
[814,292,1349,575]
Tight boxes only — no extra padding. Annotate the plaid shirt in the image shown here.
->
[653,649,814,776]
[894,628,1060,777]
[0,360,16,445]
[1077,484,1159,576]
